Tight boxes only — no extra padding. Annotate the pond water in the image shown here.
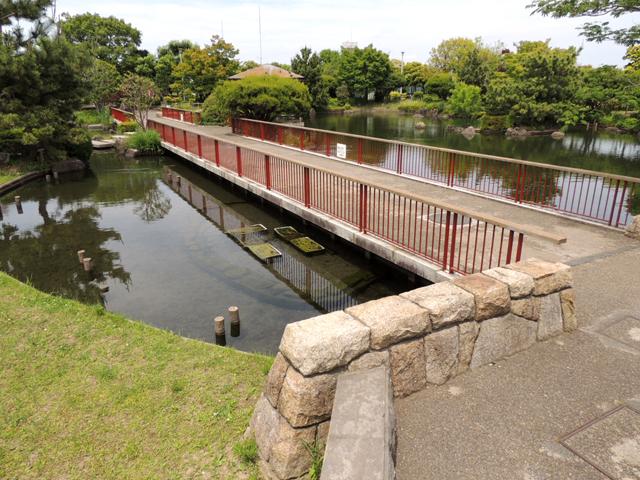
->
[0,152,413,354]
[307,112,640,178]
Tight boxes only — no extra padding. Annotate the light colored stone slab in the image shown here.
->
[265,353,289,408]
[278,368,337,428]
[424,327,459,385]
[454,273,510,321]
[348,351,389,372]
[457,321,479,375]
[346,296,429,350]
[280,311,370,376]
[389,338,427,398]
[511,297,540,321]
[560,289,577,332]
[507,259,572,296]
[269,418,317,480]
[321,367,395,480]
[483,267,534,298]
[400,282,475,328]
[251,394,280,461]
[470,314,537,368]
[538,293,564,341]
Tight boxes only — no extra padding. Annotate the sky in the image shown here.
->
[56,0,637,66]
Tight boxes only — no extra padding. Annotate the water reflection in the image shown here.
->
[0,152,410,353]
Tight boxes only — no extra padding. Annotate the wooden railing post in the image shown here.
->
[197,134,202,158]
[236,146,243,176]
[303,167,310,208]
[265,155,271,190]
[214,140,220,167]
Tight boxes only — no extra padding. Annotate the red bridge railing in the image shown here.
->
[162,107,202,125]
[110,107,134,123]
[232,118,640,229]
[148,119,546,275]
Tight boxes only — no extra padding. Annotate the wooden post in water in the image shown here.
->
[83,257,93,272]
[77,249,85,263]
[15,196,22,214]
[214,316,226,346]
[229,306,240,337]
[45,174,51,183]
[53,171,59,181]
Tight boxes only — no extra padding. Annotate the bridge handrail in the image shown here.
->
[235,118,640,184]
[233,118,640,229]
[150,118,563,245]
[149,118,570,274]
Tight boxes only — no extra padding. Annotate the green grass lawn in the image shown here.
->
[0,272,272,479]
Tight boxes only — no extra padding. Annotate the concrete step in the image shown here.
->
[321,366,396,480]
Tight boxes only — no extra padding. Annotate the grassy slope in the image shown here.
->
[0,272,272,479]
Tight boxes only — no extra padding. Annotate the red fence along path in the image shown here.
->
[232,118,640,229]
[149,119,539,276]
[161,107,202,125]
[110,107,134,123]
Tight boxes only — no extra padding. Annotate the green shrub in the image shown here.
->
[617,116,640,132]
[126,130,161,153]
[397,100,427,113]
[412,91,424,100]
[446,83,484,119]
[480,114,512,133]
[116,121,138,133]
[74,108,112,126]
[327,98,351,111]
[202,76,312,124]
[65,127,93,162]
[389,91,406,102]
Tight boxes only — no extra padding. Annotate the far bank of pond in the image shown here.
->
[307,112,640,178]
[0,151,414,354]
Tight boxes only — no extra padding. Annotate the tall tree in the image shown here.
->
[0,0,52,41]
[1,1,91,161]
[291,47,328,109]
[61,13,143,73]
[429,37,500,90]
[338,45,393,100]
[170,35,239,102]
[84,59,121,110]
[155,40,197,96]
[528,0,640,46]
[119,74,158,129]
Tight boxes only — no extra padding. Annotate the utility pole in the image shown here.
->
[258,6,263,65]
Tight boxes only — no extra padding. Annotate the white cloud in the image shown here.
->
[57,0,634,66]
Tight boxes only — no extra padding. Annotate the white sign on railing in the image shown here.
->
[336,143,347,159]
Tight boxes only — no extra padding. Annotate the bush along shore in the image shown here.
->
[0,272,272,479]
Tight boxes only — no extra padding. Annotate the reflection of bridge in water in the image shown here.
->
[164,167,366,313]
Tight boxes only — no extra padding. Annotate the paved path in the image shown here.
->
[152,115,635,267]
[395,245,640,479]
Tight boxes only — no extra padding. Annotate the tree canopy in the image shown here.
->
[291,46,328,109]
[528,0,640,46]
[61,13,143,73]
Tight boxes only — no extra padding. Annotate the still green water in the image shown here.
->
[307,112,640,178]
[0,152,412,354]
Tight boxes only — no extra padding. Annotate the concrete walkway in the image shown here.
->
[395,244,640,479]
[152,115,635,268]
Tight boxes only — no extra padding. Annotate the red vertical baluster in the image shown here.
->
[608,180,621,226]
[516,233,524,262]
[615,181,628,228]
[300,131,305,150]
[303,167,310,208]
[449,213,458,273]
[325,133,331,157]
[397,145,403,174]
[197,135,202,158]
[506,230,514,264]
[357,139,363,164]
[171,127,176,145]
[214,140,220,167]
[183,130,188,151]
[448,152,455,187]
[442,211,451,270]
[236,146,242,176]
[265,155,271,189]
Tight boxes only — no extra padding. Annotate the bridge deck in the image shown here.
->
[151,114,635,269]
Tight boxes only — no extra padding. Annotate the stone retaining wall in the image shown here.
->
[250,259,577,480]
